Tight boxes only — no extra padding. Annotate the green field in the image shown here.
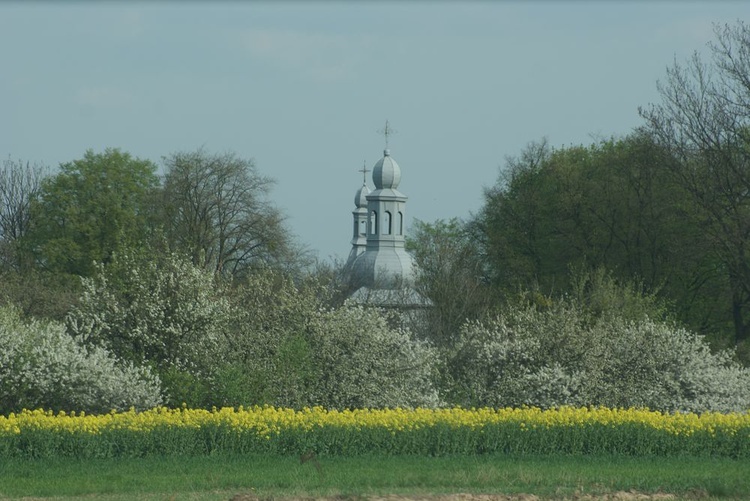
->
[1,454,748,500]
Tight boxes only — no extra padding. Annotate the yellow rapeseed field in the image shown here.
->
[1,406,749,458]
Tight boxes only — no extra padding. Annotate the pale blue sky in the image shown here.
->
[2,1,748,262]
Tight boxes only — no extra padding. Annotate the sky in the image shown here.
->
[2,1,749,263]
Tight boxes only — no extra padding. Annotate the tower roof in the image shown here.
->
[350,247,414,289]
[372,149,401,190]
[354,183,370,208]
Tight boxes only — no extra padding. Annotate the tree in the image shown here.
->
[160,149,303,278]
[471,138,553,290]
[475,135,691,291]
[24,148,159,278]
[471,134,732,346]
[406,218,494,346]
[0,157,47,272]
[217,269,322,408]
[640,21,750,348]
[0,158,79,323]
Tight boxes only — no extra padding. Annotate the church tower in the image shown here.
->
[345,163,370,268]
[350,147,414,289]
[344,124,428,309]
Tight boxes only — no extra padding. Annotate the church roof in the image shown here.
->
[354,183,370,209]
[349,246,414,289]
[372,149,401,189]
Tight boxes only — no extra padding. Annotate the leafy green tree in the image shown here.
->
[406,218,494,346]
[24,148,159,277]
[0,159,78,323]
[471,133,731,346]
[474,134,689,291]
[218,269,322,407]
[640,21,750,348]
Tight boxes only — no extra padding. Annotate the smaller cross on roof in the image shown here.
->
[358,160,370,184]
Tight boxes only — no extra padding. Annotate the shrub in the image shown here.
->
[306,304,440,409]
[223,271,440,409]
[585,317,750,413]
[446,301,750,412]
[445,306,587,408]
[219,270,322,408]
[66,250,231,405]
[0,306,162,414]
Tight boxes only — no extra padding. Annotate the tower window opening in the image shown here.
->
[370,210,378,235]
[359,219,367,236]
[384,211,392,235]
[398,211,404,235]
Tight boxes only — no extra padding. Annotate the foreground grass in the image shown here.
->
[1,454,749,500]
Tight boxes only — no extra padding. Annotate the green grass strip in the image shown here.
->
[0,454,748,500]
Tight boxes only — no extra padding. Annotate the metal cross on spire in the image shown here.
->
[378,120,397,149]
[358,160,369,184]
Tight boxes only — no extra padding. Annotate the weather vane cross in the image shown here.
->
[378,120,397,149]
[358,160,369,184]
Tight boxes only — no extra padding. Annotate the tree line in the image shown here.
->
[0,148,309,319]
[2,22,750,414]
[412,21,750,360]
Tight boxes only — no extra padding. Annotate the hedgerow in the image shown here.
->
[445,301,750,412]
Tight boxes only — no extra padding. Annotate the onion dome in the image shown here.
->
[354,183,370,208]
[372,149,401,189]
